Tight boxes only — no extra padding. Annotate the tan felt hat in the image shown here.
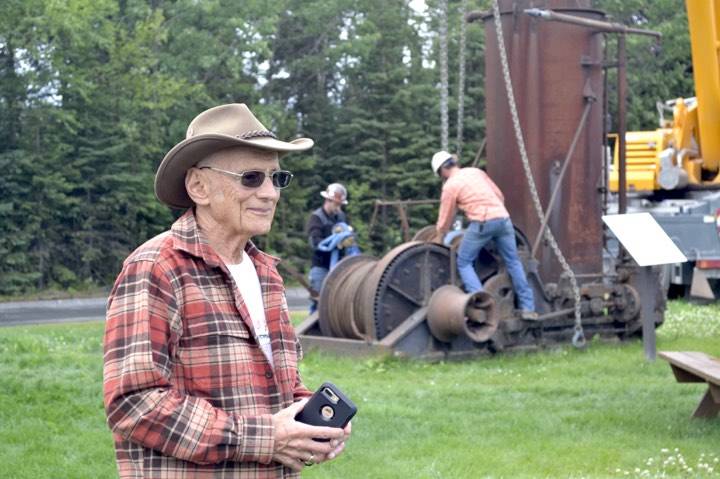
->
[155,103,313,208]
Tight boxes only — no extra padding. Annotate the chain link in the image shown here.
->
[456,0,468,158]
[491,0,585,348]
[439,0,449,152]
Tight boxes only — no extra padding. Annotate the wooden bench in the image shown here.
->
[659,351,720,419]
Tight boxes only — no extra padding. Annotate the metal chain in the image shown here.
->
[491,0,585,348]
[439,0,449,152]
[456,0,468,158]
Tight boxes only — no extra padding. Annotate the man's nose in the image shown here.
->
[256,174,280,199]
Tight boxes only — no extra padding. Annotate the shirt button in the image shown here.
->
[265,370,273,379]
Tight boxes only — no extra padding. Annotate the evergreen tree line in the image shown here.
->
[0,0,693,295]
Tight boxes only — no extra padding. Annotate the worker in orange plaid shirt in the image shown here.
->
[432,150,537,320]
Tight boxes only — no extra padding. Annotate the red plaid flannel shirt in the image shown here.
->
[103,209,311,478]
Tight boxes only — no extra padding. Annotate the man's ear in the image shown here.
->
[185,168,211,206]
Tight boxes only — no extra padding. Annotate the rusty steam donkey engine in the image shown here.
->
[296,0,666,359]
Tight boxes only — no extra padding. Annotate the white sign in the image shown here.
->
[602,213,687,266]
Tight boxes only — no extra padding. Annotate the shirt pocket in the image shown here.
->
[176,318,257,403]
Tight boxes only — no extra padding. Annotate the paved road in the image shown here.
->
[0,287,311,327]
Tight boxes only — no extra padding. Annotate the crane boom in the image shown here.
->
[687,0,720,176]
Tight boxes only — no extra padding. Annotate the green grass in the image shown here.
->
[0,323,114,478]
[1,301,719,478]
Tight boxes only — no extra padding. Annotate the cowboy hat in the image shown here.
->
[155,103,313,208]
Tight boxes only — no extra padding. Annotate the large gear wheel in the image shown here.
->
[357,242,453,340]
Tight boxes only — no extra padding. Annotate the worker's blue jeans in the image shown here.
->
[456,217,535,312]
[308,266,329,313]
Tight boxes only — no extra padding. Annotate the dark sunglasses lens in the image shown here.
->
[272,171,293,188]
[241,171,265,188]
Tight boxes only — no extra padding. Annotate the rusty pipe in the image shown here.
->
[426,285,498,343]
[465,11,485,24]
[618,34,627,214]
[531,99,594,258]
[524,9,661,38]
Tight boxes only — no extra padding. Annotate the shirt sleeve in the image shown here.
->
[103,259,275,466]
[293,340,313,401]
[436,183,458,234]
[307,213,325,249]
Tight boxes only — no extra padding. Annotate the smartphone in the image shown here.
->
[295,382,357,439]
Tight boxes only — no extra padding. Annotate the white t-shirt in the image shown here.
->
[226,251,273,365]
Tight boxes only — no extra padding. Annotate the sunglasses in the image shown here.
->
[198,166,294,189]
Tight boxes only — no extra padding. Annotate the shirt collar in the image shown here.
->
[170,209,280,268]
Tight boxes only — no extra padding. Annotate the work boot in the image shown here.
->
[519,310,539,321]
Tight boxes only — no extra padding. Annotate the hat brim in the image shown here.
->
[320,191,348,205]
[155,134,313,209]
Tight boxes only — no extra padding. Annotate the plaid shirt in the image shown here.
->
[436,167,509,233]
[103,209,311,478]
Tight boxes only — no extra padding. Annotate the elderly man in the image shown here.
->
[432,150,537,320]
[103,103,350,478]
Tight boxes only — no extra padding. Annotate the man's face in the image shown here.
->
[199,146,281,239]
[324,199,342,215]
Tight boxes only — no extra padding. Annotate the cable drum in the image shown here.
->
[426,285,498,343]
[318,241,511,342]
[318,255,378,339]
[412,225,438,242]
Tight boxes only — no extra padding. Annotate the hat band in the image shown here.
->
[237,130,277,140]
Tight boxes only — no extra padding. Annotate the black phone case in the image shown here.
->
[295,382,357,434]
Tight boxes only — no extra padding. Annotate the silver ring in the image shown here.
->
[303,453,315,466]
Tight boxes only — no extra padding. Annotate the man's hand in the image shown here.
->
[271,399,350,472]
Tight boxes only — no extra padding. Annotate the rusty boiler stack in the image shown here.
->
[295,0,666,359]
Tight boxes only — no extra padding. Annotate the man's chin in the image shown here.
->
[248,223,273,238]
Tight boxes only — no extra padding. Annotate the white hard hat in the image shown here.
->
[431,151,454,176]
[320,183,348,204]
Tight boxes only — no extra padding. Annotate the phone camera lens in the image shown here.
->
[320,405,335,421]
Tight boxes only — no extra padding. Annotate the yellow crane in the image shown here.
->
[609,0,720,299]
[610,0,720,191]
